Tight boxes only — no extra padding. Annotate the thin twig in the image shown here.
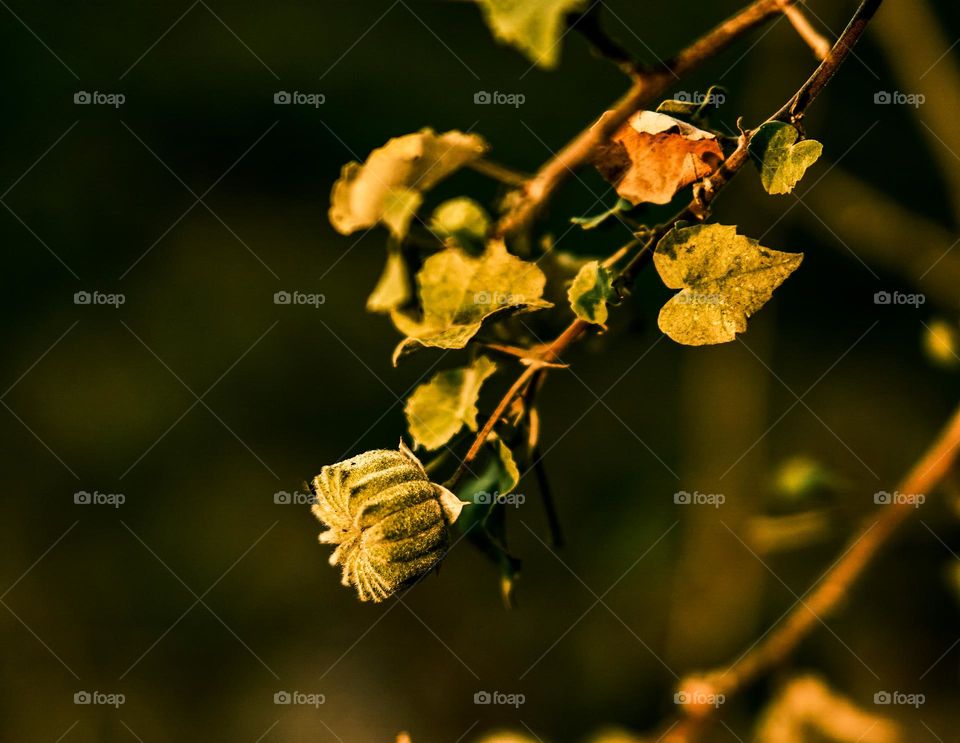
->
[466,158,531,187]
[779,0,832,60]
[495,0,798,237]
[661,398,960,742]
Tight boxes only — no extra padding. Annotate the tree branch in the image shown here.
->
[494,0,798,237]
[661,397,960,741]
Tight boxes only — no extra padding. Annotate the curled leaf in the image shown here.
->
[404,356,498,450]
[310,441,469,602]
[330,129,488,239]
[391,239,552,363]
[592,110,724,205]
[477,0,588,69]
[567,260,617,326]
[654,224,803,345]
[494,437,520,492]
[367,249,412,314]
[750,122,823,195]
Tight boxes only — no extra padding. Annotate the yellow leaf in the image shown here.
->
[391,239,552,363]
[654,224,802,345]
[329,129,487,239]
[404,356,498,450]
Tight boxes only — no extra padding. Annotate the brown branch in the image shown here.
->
[661,398,960,742]
[494,0,797,237]
[448,0,882,492]
[774,0,884,124]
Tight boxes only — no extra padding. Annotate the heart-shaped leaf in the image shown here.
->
[654,224,803,345]
[750,122,823,195]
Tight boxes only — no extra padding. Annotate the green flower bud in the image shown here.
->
[310,441,468,602]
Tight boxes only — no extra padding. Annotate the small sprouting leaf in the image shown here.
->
[477,0,588,69]
[654,224,803,346]
[429,197,490,250]
[404,356,498,450]
[329,129,488,239]
[570,198,633,230]
[591,110,724,205]
[494,437,520,492]
[391,239,552,363]
[567,260,617,326]
[367,249,412,314]
[310,441,469,602]
[750,122,823,195]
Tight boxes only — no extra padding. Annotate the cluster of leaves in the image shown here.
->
[315,2,825,603]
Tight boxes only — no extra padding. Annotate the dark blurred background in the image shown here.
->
[3,1,960,741]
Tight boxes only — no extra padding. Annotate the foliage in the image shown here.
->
[750,121,824,195]
[404,356,498,450]
[653,224,803,345]
[476,0,588,68]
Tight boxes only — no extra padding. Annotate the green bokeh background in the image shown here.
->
[3,1,960,741]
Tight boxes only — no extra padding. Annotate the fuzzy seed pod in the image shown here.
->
[310,441,468,602]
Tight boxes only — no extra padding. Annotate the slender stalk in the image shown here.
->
[466,158,531,187]
[661,398,960,742]
[779,0,832,60]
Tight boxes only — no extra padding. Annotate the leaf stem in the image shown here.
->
[466,158,531,187]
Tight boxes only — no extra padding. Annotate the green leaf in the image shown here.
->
[567,260,617,326]
[404,356,498,450]
[430,197,490,250]
[654,224,803,346]
[367,249,412,314]
[477,0,588,69]
[494,437,520,492]
[570,198,632,230]
[750,122,823,195]
[391,239,552,363]
[329,129,488,239]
